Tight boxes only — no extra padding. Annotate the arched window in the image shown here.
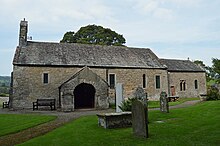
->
[194,80,198,89]
[183,81,186,91]
[180,80,186,91]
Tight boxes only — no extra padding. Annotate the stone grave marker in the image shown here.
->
[160,91,169,113]
[132,100,149,138]
[116,83,123,113]
[133,86,147,105]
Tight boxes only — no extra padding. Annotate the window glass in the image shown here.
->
[180,80,186,91]
[195,80,198,89]
[43,73,49,84]
[109,74,115,89]
[143,74,146,88]
[156,75,160,89]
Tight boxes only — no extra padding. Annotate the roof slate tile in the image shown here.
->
[13,41,165,69]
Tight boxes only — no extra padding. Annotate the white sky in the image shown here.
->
[0,0,220,75]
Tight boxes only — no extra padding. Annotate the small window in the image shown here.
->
[180,80,186,91]
[43,73,49,84]
[183,81,186,91]
[194,80,198,89]
[155,75,160,89]
[180,82,182,91]
[143,74,146,88]
[109,74,116,89]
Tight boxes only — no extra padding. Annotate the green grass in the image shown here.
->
[148,97,200,108]
[0,114,56,136]
[18,101,220,146]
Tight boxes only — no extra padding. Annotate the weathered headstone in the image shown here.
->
[133,86,147,105]
[116,83,123,113]
[132,100,149,138]
[160,91,169,113]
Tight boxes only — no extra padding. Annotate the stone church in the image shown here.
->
[9,20,207,111]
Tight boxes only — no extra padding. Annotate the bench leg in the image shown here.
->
[50,104,55,110]
[3,102,9,108]
[33,102,38,111]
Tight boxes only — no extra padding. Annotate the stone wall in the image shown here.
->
[11,65,168,109]
[12,66,81,109]
[96,68,168,101]
[168,72,207,98]
[60,67,109,111]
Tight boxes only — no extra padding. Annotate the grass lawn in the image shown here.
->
[0,114,56,136]
[18,101,220,146]
[148,97,200,108]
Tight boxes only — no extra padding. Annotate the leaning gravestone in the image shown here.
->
[116,83,123,113]
[160,91,169,113]
[132,100,149,138]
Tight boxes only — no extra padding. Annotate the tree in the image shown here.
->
[194,60,206,68]
[60,31,76,43]
[212,58,220,83]
[194,60,212,81]
[60,25,126,46]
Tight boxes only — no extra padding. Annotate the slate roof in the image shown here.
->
[13,41,165,69]
[160,59,205,72]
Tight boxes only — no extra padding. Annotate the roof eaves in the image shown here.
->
[13,63,167,70]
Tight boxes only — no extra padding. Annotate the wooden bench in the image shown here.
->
[168,96,179,102]
[33,99,56,110]
[3,101,9,108]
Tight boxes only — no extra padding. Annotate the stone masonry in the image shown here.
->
[11,65,168,109]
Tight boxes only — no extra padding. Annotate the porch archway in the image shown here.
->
[74,83,95,109]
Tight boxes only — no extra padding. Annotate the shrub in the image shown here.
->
[206,86,220,100]
[109,103,116,109]
[118,97,138,111]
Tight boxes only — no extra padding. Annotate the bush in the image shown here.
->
[118,97,138,111]
[206,86,220,100]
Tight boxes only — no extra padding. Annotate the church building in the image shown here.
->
[10,20,207,111]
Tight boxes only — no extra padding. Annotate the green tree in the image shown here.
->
[194,60,212,81]
[60,31,76,43]
[212,58,220,83]
[60,25,126,46]
[194,60,206,68]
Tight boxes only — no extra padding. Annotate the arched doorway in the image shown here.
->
[74,83,96,109]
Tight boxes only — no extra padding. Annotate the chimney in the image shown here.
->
[19,18,28,47]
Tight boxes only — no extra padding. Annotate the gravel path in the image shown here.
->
[0,100,201,146]
[149,100,201,111]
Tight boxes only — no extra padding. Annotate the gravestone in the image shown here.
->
[160,91,169,113]
[133,86,147,105]
[116,83,123,113]
[132,100,149,138]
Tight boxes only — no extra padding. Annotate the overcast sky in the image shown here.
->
[0,0,220,76]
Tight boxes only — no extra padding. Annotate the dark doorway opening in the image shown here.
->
[74,83,95,109]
